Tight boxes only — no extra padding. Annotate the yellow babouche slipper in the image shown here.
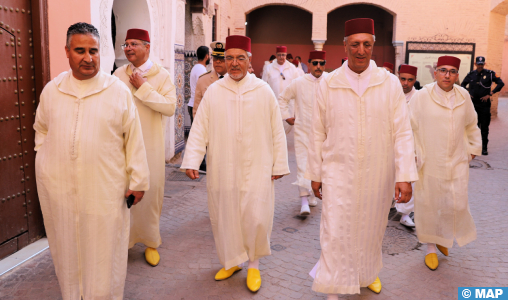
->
[145,247,160,267]
[246,268,262,292]
[436,244,449,256]
[215,266,242,281]
[367,277,382,294]
[425,253,439,270]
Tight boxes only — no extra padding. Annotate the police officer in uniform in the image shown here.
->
[461,56,504,155]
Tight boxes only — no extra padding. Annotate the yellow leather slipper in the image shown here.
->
[246,268,262,292]
[367,277,382,294]
[215,266,242,281]
[437,244,449,256]
[145,247,160,267]
[425,253,439,270]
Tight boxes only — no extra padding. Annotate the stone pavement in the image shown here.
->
[1,100,508,300]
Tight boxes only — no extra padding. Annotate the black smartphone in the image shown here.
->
[126,194,135,209]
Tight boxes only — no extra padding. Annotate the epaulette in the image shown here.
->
[199,70,211,78]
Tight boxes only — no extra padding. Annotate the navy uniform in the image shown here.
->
[461,56,504,155]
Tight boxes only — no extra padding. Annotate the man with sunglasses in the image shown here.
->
[409,55,481,271]
[114,28,177,268]
[182,35,289,293]
[279,51,327,216]
[306,18,418,298]
[262,46,302,134]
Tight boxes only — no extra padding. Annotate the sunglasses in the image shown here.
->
[280,72,286,80]
[311,61,326,66]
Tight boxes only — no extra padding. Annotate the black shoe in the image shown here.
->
[482,149,488,155]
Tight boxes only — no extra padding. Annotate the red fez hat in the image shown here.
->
[383,62,394,70]
[345,18,375,37]
[225,35,251,52]
[437,55,461,70]
[125,28,150,42]
[276,46,287,53]
[286,53,293,59]
[309,51,326,61]
[292,60,299,67]
[399,64,418,77]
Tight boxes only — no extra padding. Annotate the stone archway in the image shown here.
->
[246,5,313,77]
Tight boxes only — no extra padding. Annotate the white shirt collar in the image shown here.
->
[131,58,153,75]
[434,83,456,107]
[344,62,373,97]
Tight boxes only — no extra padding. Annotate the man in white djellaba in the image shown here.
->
[181,35,289,293]
[262,46,301,135]
[279,50,327,216]
[409,55,481,271]
[305,18,418,298]
[34,22,150,300]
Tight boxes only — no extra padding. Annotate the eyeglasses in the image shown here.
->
[280,72,285,80]
[121,43,143,50]
[436,68,458,75]
[225,56,247,63]
[311,61,326,66]
[276,54,286,57]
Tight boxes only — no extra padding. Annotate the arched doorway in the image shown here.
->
[327,4,395,70]
[111,0,151,69]
[246,5,313,77]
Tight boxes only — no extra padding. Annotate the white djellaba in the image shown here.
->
[305,61,418,294]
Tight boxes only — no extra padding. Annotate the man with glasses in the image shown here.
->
[395,64,419,228]
[306,18,417,298]
[114,28,177,267]
[279,51,327,216]
[262,46,301,134]
[182,35,289,293]
[461,56,504,155]
[192,41,227,118]
[409,56,481,271]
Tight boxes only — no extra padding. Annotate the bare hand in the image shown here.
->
[286,118,295,126]
[394,182,412,203]
[129,72,147,89]
[272,175,284,180]
[471,154,476,159]
[125,190,145,206]
[480,95,491,102]
[186,169,200,180]
[311,181,322,200]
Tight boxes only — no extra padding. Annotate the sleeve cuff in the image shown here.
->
[304,172,321,182]
[133,82,152,101]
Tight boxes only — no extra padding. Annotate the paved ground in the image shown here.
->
[1,100,508,300]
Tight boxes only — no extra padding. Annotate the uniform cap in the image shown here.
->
[225,35,251,52]
[475,56,485,65]
[210,41,225,57]
[399,64,418,77]
[309,51,326,61]
[437,55,461,70]
[345,18,375,37]
[125,28,150,42]
[276,46,287,53]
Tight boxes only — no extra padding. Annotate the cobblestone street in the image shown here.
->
[1,100,508,300]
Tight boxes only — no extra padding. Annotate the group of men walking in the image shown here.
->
[32,15,501,299]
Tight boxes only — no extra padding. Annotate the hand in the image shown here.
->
[480,95,491,102]
[129,72,147,89]
[471,154,476,159]
[285,118,295,126]
[311,181,322,200]
[272,175,284,180]
[394,182,412,203]
[186,169,200,180]
[125,190,145,205]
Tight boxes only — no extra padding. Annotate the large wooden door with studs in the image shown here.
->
[0,0,44,260]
